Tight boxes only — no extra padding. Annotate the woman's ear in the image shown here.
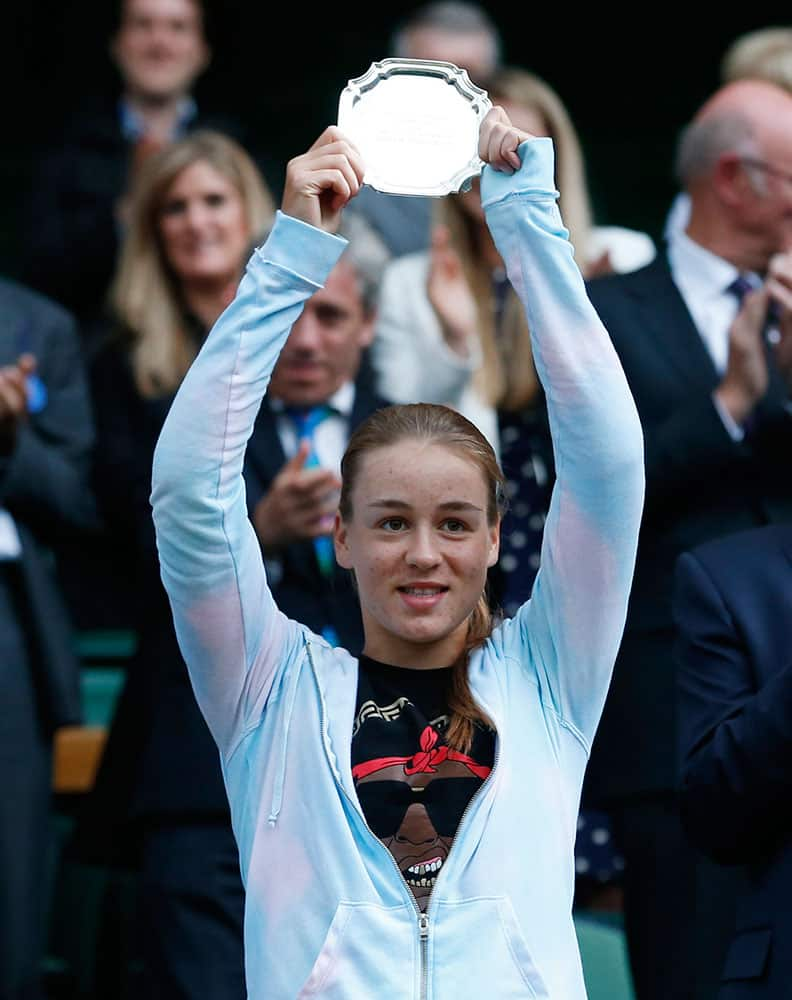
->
[334,511,354,569]
[487,518,501,569]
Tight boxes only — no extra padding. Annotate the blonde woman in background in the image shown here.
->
[80,131,273,998]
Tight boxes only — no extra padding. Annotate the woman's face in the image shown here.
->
[335,439,500,668]
[158,160,250,287]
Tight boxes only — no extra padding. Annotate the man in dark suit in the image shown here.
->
[583,79,792,999]
[674,523,792,998]
[0,279,95,998]
[21,0,266,331]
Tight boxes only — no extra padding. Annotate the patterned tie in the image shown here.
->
[727,273,780,324]
[727,274,754,304]
[725,274,777,437]
[285,405,340,646]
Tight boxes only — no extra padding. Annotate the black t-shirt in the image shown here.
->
[351,655,496,911]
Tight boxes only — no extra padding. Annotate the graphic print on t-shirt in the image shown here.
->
[352,661,495,912]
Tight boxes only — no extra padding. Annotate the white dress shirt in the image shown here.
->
[667,228,762,440]
[0,510,22,560]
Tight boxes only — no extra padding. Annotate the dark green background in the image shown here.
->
[1,2,790,275]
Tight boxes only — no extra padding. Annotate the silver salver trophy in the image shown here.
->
[337,59,492,197]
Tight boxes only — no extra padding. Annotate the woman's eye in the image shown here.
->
[442,519,467,533]
[161,199,186,217]
[380,518,406,532]
[205,192,227,208]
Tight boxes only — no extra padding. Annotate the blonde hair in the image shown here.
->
[339,403,507,753]
[437,192,538,411]
[112,130,275,397]
[488,67,593,262]
[721,27,792,93]
[437,67,594,411]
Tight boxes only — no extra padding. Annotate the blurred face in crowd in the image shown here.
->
[157,159,250,289]
[401,27,496,86]
[113,0,209,102]
[735,121,792,266]
[268,258,375,407]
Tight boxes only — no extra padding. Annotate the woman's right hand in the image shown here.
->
[282,127,365,234]
[427,224,479,357]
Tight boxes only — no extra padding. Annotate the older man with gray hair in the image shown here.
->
[584,79,792,1000]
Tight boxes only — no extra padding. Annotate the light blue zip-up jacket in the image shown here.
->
[151,138,645,999]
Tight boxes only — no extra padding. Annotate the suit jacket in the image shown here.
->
[584,253,792,799]
[243,371,389,655]
[674,524,792,997]
[0,278,95,730]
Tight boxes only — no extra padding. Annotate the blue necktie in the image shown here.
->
[285,405,340,647]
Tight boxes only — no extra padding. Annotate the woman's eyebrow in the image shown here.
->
[437,501,483,513]
[367,499,411,509]
[366,500,483,512]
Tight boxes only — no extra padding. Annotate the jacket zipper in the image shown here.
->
[418,914,430,1000]
[305,638,501,1000]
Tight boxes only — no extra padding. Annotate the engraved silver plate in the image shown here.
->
[338,58,491,197]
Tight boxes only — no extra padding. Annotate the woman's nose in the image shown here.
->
[183,202,212,232]
[405,526,441,568]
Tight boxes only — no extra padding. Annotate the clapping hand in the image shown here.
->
[765,252,792,391]
[253,441,342,550]
[0,353,36,449]
[427,224,479,356]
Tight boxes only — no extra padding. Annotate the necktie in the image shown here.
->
[727,274,754,304]
[727,274,780,326]
[285,405,340,646]
[726,274,778,437]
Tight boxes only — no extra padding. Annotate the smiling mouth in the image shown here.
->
[398,586,448,596]
[403,855,444,889]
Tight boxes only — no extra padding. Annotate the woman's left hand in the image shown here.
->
[479,106,535,173]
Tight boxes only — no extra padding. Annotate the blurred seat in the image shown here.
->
[575,911,635,1000]
[45,632,136,994]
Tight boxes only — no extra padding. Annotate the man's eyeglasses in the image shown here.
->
[740,157,792,190]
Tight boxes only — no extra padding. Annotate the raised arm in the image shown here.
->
[150,129,363,754]
[482,109,645,747]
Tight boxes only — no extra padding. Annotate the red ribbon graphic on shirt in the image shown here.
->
[352,725,491,781]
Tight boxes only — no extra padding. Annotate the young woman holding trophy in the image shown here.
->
[151,90,644,997]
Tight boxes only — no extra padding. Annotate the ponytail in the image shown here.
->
[446,593,496,753]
